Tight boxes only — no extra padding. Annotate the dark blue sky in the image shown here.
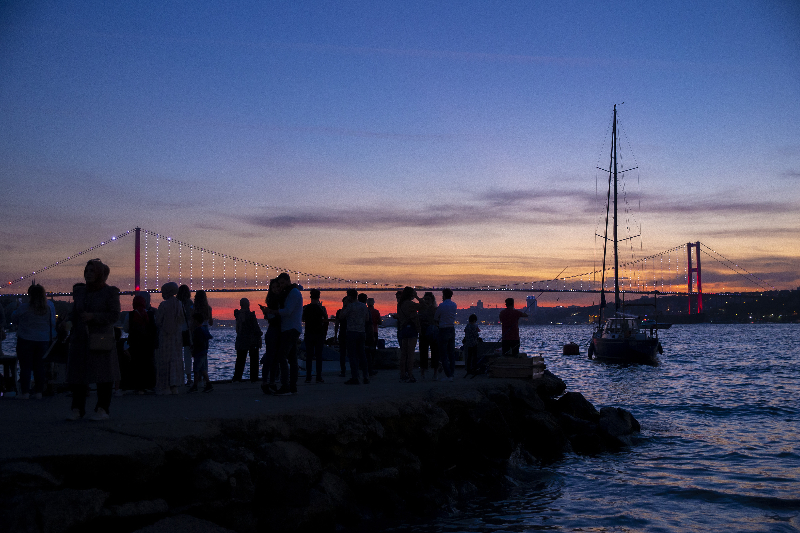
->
[2,0,799,298]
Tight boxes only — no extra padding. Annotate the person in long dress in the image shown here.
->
[66,259,121,420]
[155,282,184,395]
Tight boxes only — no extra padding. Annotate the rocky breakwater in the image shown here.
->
[1,372,640,533]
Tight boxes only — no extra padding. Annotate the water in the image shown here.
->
[3,324,799,531]
[387,324,800,532]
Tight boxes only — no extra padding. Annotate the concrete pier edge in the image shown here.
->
[0,371,640,533]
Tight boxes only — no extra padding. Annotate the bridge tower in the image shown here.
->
[134,227,141,292]
[687,241,703,314]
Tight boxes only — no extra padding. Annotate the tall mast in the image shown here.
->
[612,105,620,311]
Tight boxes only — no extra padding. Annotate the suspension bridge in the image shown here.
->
[2,227,775,314]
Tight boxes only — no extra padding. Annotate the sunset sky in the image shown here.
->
[2,1,799,316]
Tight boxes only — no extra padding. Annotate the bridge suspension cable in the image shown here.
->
[699,243,773,291]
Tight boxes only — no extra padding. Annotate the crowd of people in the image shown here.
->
[3,259,532,419]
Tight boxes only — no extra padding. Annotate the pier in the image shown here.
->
[0,372,642,533]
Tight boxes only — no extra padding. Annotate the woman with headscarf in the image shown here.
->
[127,293,157,394]
[155,282,184,395]
[66,259,121,420]
[11,284,57,399]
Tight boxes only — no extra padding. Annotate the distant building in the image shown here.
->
[526,295,537,314]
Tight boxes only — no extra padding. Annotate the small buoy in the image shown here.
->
[563,342,580,355]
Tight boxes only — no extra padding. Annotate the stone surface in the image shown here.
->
[0,374,639,533]
[133,514,236,533]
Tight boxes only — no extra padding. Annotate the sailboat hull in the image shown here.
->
[592,337,660,365]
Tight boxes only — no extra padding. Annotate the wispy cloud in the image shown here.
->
[782,169,800,180]
[243,185,601,230]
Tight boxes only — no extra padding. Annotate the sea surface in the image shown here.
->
[3,323,798,531]
[385,324,800,533]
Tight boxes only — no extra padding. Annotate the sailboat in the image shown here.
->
[588,105,668,365]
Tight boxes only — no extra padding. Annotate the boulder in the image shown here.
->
[598,406,641,447]
[133,514,236,533]
[555,392,600,422]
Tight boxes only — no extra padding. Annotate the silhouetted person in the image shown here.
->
[189,312,213,393]
[397,287,421,382]
[233,298,262,382]
[302,289,328,383]
[259,278,282,393]
[155,282,184,395]
[463,314,481,375]
[434,288,457,381]
[126,293,157,394]
[499,297,528,357]
[11,284,56,399]
[177,284,194,386]
[66,259,121,420]
[341,289,369,384]
[334,296,348,377]
[265,272,302,395]
[418,291,438,381]
[366,297,381,376]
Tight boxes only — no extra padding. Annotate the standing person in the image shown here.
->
[177,285,194,386]
[259,278,282,394]
[366,297,381,376]
[499,298,528,357]
[126,293,157,394]
[434,288,458,382]
[396,286,421,383]
[341,289,370,384]
[155,282,184,395]
[12,284,56,399]
[302,289,328,383]
[417,292,438,381]
[333,297,348,378]
[265,273,302,395]
[463,314,481,375]
[66,259,121,420]
[233,298,261,382]
[188,312,213,393]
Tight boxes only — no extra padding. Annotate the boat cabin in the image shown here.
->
[601,317,646,340]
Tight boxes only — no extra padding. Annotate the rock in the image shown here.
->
[556,392,600,422]
[191,460,254,503]
[133,514,236,533]
[104,498,169,518]
[256,441,323,505]
[353,467,399,487]
[533,370,567,399]
[598,406,641,447]
[7,488,109,533]
[0,461,60,496]
[518,411,569,459]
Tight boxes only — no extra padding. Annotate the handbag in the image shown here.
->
[88,327,115,351]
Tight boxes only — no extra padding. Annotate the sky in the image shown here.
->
[1,1,799,316]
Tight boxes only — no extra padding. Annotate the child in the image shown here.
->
[188,312,213,393]
[463,314,481,375]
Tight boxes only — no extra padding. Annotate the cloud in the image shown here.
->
[782,169,800,180]
[242,185,601,231]
[646,197,798,216]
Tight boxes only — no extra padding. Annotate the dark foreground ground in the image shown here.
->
[0,367,639,533]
